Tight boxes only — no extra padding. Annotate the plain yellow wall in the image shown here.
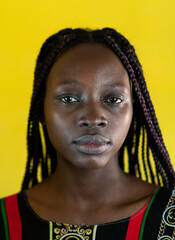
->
[0,0,175,198]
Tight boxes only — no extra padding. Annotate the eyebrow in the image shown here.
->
[57,80,125,89]
[102,82,125,88]
[58,80,81,86]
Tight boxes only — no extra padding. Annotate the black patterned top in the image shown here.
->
[0,186,175,240]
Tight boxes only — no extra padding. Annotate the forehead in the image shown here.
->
[47,43,129,86]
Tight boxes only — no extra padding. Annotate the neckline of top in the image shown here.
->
[22,185,160,227]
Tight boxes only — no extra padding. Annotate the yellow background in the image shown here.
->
[0,0,175,198]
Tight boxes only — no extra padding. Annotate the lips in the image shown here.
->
[73,135,110,154]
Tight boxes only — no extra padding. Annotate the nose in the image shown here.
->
[78,105,108,128]
[78,117,108,128]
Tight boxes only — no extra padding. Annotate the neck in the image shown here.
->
[46,155,128,208]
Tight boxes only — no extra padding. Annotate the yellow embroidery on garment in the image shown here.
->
[51,223,97,240]
[50,222,53,240]
[157,190,175,240]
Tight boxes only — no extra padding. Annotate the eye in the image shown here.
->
[58,96,79,103]
[105,96,122,104]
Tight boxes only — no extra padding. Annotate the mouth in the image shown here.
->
[73,135,110,154]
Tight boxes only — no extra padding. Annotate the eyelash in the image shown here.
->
[58,96,79,103]
[104,97,122,104]
[57,95,123,104]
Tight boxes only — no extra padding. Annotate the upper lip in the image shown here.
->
[73,135,110,145]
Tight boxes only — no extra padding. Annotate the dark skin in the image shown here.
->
[26,43,156,225]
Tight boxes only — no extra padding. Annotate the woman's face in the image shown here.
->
[44,43,133,170]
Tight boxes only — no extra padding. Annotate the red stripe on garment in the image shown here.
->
[125,201,149,240]
[5,194,22,240]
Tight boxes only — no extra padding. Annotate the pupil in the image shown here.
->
[111,97,116,102]
[66,97,71,101]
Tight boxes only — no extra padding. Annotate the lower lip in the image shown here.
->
[73,143,109,154]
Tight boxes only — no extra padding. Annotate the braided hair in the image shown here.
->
[22,28,175,190]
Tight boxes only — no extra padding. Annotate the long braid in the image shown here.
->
[146,133,155,183]
[102,28,165,143]
[102,29,175,187]
[142,126,148,181]
[22,30,78,190]
[112,29,173,179]
[133,118,142,178]
[22,27,175,190]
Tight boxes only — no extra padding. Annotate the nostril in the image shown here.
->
[98,122,106,128]
[82,123,89,127]
[78,118,108,128]
[78,120,89,127]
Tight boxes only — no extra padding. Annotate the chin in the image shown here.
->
[75,157,109,170]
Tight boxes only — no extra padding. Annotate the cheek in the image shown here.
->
[121,107,133,129]
[121,104,133,132]
[44,107,72,151]
[111,103,133,144]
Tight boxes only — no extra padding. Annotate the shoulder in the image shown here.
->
[0,192,21,212]
[0,192,22,240]
[0,191,50,240]
[147,185,174,214]
[154,185,174,207]
[142,186,175,239]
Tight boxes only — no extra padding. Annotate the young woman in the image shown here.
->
[0,28,175,240]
